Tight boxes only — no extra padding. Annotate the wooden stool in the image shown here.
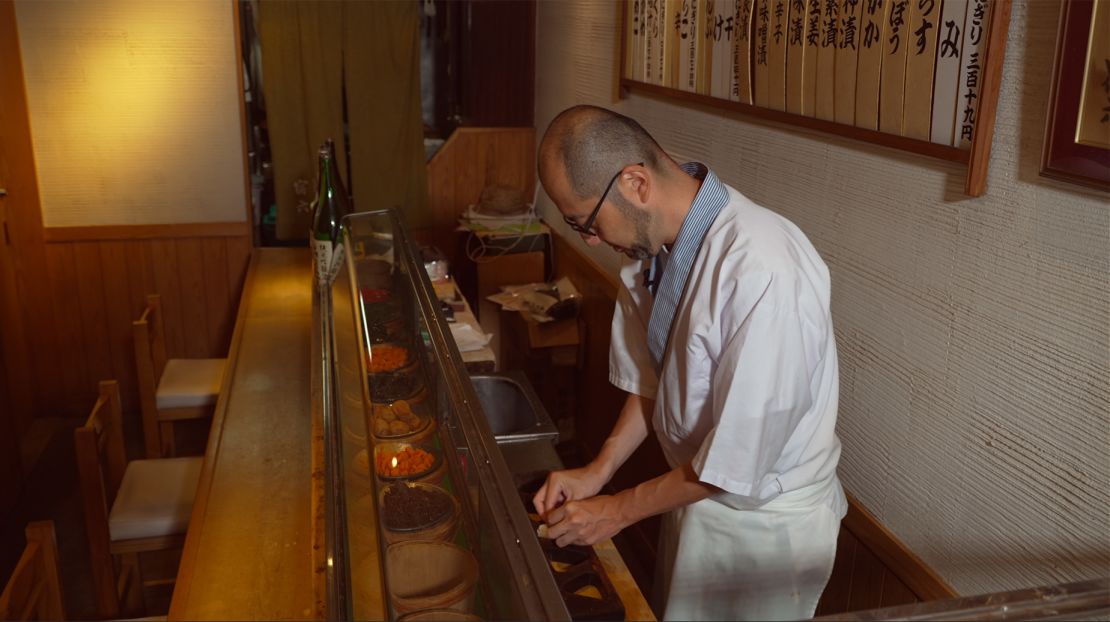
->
[133,294,225,458]
[0,521,65,620]
[75,380,202,619]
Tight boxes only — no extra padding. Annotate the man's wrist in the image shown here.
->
[612,488,640,528]
[588,453,616,486]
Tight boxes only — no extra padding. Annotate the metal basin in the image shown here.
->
[469,371,559,444]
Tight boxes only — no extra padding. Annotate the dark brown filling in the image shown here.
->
[382,484,452,531]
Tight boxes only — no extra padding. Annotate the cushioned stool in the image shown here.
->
[76,380,202,619]
[134,294,226,458]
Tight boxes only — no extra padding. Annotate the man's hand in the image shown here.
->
[532,466,607,519]
[544,494,629,547]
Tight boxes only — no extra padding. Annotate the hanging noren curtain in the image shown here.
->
[258,0,429,240]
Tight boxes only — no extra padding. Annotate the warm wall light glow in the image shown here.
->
[13,0,246,227]
[390,456,398,469]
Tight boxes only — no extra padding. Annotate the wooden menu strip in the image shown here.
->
[964,0,1014,197]
[620,79,971,164]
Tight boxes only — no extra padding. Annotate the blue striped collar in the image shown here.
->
[646,162,729,369]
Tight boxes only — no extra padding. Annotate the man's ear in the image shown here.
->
[625,167,651,206]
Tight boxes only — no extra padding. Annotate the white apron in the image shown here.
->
[655,474,846,621]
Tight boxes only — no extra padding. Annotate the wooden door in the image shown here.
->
[0,0,48,514]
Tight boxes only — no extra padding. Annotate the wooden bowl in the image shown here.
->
[386,540,479,616]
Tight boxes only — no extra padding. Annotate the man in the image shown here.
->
[533,105,847,621]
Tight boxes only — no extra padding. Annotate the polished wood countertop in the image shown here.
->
[170,248,323,621]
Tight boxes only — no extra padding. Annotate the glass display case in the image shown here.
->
[319,209,571,621]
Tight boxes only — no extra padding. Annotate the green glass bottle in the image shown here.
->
[311,139,352,284]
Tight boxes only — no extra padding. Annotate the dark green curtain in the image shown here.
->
[259,0,429,240]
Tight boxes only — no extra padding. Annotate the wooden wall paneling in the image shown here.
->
[455,133,482,215]
[1,0,50,433]
[461,0,535,127]
[43,243,87,414]
[42,222,251,242]
[201,238,232,356]
[149,240,185,358]
[0,204,33,438]
[879,571,919,607]
[846,540,888,611]
[843,493,957,601]
[73,242,114,394]
[426,143,456,228]
[225,236,252,319]
[98,241,139,414]
[123,240,156,330]
[174,238,211,359]
[816,526,860,615]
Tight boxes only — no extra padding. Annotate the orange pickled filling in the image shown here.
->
[367,344,409,373]
[375,447,435,477]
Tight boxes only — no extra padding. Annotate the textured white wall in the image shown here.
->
[15,0,246,227]
[536,0,1109,595]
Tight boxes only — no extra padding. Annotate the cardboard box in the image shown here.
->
[518,312,579,349]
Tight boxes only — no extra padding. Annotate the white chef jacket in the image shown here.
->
[609,168,847,620]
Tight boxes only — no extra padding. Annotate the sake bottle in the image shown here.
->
[311,139,351,284]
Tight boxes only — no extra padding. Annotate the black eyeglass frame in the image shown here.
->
[563,162,644,236]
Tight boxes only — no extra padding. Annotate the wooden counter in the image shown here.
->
[168,246,650,621]
[170,248,323,621]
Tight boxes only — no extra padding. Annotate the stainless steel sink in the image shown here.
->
[469,371,559,444]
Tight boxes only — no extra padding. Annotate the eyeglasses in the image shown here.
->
[563,163,643,236]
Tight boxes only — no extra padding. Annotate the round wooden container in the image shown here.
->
[379,482,459,545]
[348,493,377,555]
[348,448,374,496]
[386,540,479,616]
[373,441,445,487]
[341,388,369,446]
[397,609,482,621]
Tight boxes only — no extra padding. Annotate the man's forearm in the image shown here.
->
[591,393,654,483]
[616,462,717,525]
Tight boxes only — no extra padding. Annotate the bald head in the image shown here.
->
[539,105,668,203]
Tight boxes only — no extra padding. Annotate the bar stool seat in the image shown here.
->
[156,359,225,410]
[109,456,202,541]
[77,380,200,618]
[135,294,227,457]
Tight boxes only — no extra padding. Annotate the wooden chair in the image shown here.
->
[75,380,202,619]
[133,294,226,459]
[0,521,65,620]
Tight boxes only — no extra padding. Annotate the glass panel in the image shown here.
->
[330,210,567,621]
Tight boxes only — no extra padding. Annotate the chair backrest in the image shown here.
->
[0,521,66,621]
[133,294,168,459]
[74,380,128,619]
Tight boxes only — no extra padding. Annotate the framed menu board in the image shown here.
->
[619,0,1013,197]
[1041,0,1110,190]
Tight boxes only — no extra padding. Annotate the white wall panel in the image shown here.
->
[15,0,246,227]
